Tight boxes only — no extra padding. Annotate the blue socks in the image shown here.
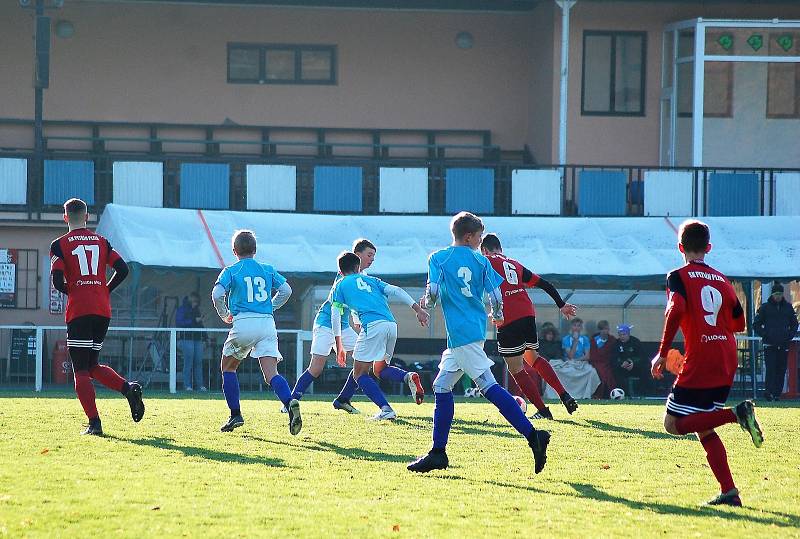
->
[291,369,316,400]
[336,371,359,403]
[379,365,408,383]
[222,371,241,416]
[485,384,534,439]
[432,391,455,450]
[269,375,293,406]
[356,374,390,409]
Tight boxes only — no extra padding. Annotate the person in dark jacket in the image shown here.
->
[589,320,617,399]
[753,283,798,401]
[176,292,207,391]
[613,324,648,396]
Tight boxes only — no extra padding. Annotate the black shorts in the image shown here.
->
[66,315,110,371]
[666,385,731,417]
[497,316,539,358]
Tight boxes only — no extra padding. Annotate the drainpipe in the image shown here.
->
[555,0,576,166]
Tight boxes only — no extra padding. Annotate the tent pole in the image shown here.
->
[746,280,758,400]
[127,263,141,378]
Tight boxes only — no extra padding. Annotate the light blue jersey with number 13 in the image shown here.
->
[215,258,287,316]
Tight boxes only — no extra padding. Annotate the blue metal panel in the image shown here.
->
[44,160,94,205]
[180,163,230,209]
[578,170,626,216]
[629,180,644,206]
[708,173,759,216]
[445,168,494,214]
[313,166,362,212]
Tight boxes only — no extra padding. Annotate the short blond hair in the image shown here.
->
[450,212,484,240]
[63,198,87,222]
[232,229,257,257]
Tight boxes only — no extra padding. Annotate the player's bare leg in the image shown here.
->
[524,350,577,414]
[505,354,550,419]
[220,356,244,432]
[258,356,302,435]
[373,358,424,405]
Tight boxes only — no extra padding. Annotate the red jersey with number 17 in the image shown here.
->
[486,253,540,327]
[658,261,745,389]
[50,228,122,322]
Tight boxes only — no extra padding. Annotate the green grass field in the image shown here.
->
[1,392,798,538]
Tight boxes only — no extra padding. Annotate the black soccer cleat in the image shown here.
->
[220,414,245,432]
[81,418,103,436]
[560,392,578,415]
[288,399,303,436]
[532,406,554,420]
[407,450,449,473]
[733,400,764,448]
[126,381,145,423]
[528,430,551,474]
[705,488,742,507]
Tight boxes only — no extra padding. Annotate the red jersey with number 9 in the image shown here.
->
[486,253,540,327]
[659,261,745,389]
[50,228,122,322]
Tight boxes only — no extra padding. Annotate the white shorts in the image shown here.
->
[438,341,494,380]
[310,325,358,357]
[353,320,397,363]
[222,315,282,361]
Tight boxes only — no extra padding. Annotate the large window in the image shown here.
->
[767,32,800,118]
[227,43,336,85]
[581,31,646,116]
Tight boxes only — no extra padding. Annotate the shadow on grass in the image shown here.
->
[395,417,518,439]
[106,435,288,468]
[557,418,687,441]
[243,434,415,463]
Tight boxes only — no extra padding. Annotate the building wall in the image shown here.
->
[0,2,538,150]
[564,1,800,166]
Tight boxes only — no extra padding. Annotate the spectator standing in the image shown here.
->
[176,292,207,391]
[589,320,617,398]
[753,283,798,401]
[614,324,648,395]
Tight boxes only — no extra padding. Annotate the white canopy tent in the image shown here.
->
[97,204,800,288]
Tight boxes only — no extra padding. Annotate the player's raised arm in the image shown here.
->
[525,269,577,319]
[382,281,429,327]
[421,254,440,309]
[270,269,292,310]
[483,260,504,324]
[653,270,687,379]
[211,268,233,323]
[105,240,129,293]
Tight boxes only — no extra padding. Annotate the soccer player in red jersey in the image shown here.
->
[480,233,578,419]
[50,198,145,435]
[652,220,763,507]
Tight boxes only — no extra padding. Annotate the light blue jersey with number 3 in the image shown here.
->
[428,246,503,348]
[215,258,287,316]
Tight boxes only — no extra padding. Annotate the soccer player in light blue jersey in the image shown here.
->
[407,212,550,474]
[287,239,375,415]
[211,230,299,435]
[331,252,430,420]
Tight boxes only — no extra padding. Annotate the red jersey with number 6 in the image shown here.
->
[50,228,122,322]
[658,261,745,389]
[486,253,541,327]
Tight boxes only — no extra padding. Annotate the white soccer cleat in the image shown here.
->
[368,408,397,421]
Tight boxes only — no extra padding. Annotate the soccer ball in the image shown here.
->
[610,388,625,400]
[464,387,481,398]
[514,395,528,413]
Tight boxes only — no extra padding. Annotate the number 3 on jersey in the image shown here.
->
[700,285,722,326]
[458,267,473,297]
[244,276,269,303]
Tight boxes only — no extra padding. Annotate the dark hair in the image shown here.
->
[63,198,87,220]
[480,233,502,253]
[337,251,361,274]
[232,229,257,257]
[352,238,376,254]
[571,317,583,325]
[450,211,484,240]
[679,219,710,253]
[189,291,200,300]
[597,320,609,330]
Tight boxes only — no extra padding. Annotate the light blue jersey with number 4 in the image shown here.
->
[332,274,395,326]
[428,246,503,348]
[215,258,287,316]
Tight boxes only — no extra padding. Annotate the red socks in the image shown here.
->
[700,432,736,492]
[89,364,127,393]
[529,357,566,396]
[74,370,98,420]
[510,370,546,412]
[675,409,736,435]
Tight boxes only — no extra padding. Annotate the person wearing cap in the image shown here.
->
[614,324,647,396]
[753,282,798,401]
